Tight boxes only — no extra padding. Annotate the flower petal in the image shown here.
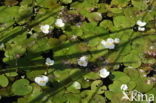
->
[137,20,146,27]
[55,19,65,27]
[99,68,110,78]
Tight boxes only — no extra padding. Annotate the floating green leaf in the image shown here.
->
[12,79,32,96]
[0,75,9,87]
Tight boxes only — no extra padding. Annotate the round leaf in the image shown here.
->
[12,79,32,96]
[0,75,9,87]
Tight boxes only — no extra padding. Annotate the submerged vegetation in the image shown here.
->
[0,0,156,103]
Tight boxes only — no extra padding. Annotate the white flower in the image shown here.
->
[34,75,49,86]
[99,68,110,78]
[45,58,54,66]
[137,20,146,27]
[101,38,120,49]
[150,46,154,50]
[114,38,120,44]
[78,56,88,67]
[40,25,50,34]
[55,19,65,27]
[146,80,151,85]
[101,39,115,49]
[44,72,48,75]
[72,81,81,89]
[143,74,147,77]
[139,69,145,73]
[120,84,128,91]
[138,26,145,32]
[136,20,146,32]
[106,38,114,43]
[79,56,87,61]
[21,75,25,79]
